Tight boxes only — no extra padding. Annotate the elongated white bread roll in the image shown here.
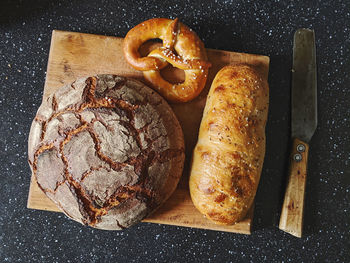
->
[189,65,269,225]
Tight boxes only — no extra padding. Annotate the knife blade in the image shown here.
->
[291,29,317,142]
[279,29,317,238]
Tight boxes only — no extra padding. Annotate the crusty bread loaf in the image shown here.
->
[28,75,185,230]
[189,65,269,225]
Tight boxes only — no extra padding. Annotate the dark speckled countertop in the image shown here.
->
[0,0,349,262]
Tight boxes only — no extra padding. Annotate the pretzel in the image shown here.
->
[123,18,211,103]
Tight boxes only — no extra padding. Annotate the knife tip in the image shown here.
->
[295,28,314,34]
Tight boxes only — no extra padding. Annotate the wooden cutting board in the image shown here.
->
[27,30,269,234]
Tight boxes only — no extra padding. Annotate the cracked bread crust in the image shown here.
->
[28,75,185,230]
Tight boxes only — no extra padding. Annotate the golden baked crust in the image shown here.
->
[28,75,185,230]
[189,65,269,225]
[123,18,211,103]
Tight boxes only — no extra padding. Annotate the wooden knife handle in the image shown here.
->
[279,138,309,238]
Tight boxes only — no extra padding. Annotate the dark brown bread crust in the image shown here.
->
[28,75,185,230]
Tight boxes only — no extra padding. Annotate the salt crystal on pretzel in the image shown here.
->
[123,18,211,103]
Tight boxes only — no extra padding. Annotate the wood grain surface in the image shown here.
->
[279,138,309,237]
[27,30,269,234]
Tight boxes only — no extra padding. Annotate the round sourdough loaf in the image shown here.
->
[28,75,185,230]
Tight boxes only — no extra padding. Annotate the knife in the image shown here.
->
[279,29,317,238]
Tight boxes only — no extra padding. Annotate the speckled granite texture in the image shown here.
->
[0,0,349,262]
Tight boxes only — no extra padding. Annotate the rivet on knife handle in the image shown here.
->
[279,138,309,237]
